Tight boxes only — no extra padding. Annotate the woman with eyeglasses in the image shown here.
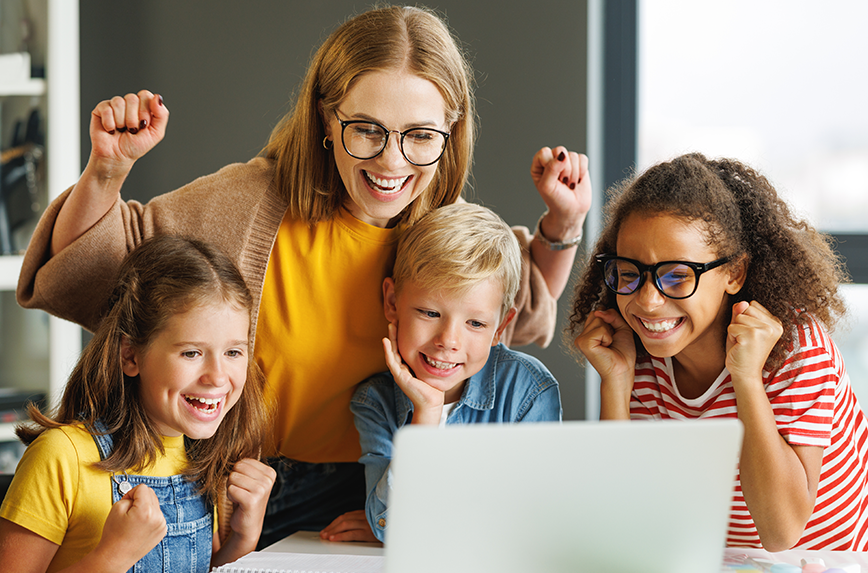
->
[569,153,868,552]
[17,6,591,547]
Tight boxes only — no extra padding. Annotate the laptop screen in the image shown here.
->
[384,419,742,573]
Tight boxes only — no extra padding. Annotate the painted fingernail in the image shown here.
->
[140,119,147,130]
[157,94,164,106]
[570,182,576,190]
[558,151,566,161]
[108,130,115,135]
[562,176,569,184]
[129,127,139,134]
[117,126,127,133]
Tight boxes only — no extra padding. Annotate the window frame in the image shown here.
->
[586,0,868,418]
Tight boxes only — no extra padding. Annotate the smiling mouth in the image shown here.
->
[424,354,459,370]
[364,171,410,194]
[184,395,223,412]
[639,317,682,333]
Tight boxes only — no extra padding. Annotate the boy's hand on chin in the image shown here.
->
[382,323,444,425]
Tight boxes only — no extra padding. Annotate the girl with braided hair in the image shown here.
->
[569,153,868,551]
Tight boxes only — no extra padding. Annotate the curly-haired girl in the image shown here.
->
[569,153,868,552]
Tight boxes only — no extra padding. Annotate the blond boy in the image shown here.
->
[350,203,562,542]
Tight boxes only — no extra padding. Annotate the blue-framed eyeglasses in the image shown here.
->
[595,254,734,299]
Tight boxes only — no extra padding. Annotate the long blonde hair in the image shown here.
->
[264,5,474,226]
[18,235,272,501]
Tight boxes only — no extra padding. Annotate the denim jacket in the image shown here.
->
[350,342,562,542]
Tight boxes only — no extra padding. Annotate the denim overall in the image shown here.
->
[91,423,213,573]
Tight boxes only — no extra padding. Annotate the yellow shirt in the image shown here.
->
[255,208,400,462]
[0,425,187,573]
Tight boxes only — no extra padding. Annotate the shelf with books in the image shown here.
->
[0,255,23,290]
[0,0,82,472]
[0,78,45,97]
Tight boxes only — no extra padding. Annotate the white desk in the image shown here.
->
[723,547,868,571]
[212,531,384,572]
[263,530,384,556]
[226,532,867,572]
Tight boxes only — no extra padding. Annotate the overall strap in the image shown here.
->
[89,419,114,461]
[85,421,213,572]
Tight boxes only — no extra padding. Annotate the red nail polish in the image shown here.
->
[562,177,569,184]
[140,119,147,130]
[157,95,164,106]
[570,182,576,190]
[117,126,127,133]
[558,151,566,161]
[129,127,139,134]
[108,130,115,135]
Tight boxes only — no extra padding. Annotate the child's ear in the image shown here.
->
[492,307,517,346]
[726,255,748,295]
[383,277,398,323]
[120,336,140,377]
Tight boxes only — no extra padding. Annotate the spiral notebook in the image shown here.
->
[211,551,383,573]
[210,530,384,572]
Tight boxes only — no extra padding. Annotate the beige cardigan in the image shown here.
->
[17,157,556,347]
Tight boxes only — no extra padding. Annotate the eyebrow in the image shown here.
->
[173,340,249,348]
[342,110,442,130]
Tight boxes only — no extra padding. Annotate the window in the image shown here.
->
[638,0,868,399]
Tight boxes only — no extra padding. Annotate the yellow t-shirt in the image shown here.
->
[0,425,187,573]
[256,208,400,462]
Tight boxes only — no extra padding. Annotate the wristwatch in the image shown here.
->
[533,211,583,251]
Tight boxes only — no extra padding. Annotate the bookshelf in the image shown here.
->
[0,0,81,470]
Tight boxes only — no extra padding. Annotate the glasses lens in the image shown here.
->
[342,122,446,165]
[402,129,447,165]
[603,259,642,294]
[656,263,697,298]
[343,122,388,159]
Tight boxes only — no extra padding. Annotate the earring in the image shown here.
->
[323,136,333,150]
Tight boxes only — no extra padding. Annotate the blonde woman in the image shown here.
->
[18,5,591,545]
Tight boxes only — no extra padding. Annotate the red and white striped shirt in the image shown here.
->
[630,316,868,550]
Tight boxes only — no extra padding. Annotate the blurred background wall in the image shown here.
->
[79,0,592,419]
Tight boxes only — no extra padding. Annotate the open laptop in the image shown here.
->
[384,419,742,573]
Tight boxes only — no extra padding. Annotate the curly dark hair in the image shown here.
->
[566,153,849,370]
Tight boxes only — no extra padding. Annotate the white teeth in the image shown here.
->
[185,395,222,410]
[424,355,457,370]
[640,318,679,333]
[365,172,409,193]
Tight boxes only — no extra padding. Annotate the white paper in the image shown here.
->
[211,551,384,573]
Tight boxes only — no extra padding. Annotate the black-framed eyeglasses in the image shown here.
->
[333,110,450,167]
[595,254,734,300]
